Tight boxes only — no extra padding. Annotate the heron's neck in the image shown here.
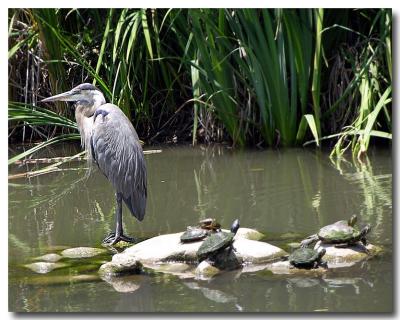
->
[75,94,106,160]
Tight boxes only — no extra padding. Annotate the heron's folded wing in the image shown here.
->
[91,104,147,221]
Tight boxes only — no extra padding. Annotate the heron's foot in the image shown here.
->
[102,233,135,246]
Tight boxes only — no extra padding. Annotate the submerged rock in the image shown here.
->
[24,262,69,274]
[61,247,108,259]
[27,274,99,285]
[33,253,62,263]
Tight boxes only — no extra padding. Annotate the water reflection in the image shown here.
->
[8,144,392,312]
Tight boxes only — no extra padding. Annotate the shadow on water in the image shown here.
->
[8,143,392,312]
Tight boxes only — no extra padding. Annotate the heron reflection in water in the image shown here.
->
[42,83,147,246]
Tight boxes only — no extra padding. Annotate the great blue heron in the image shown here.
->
[42,83,147,246]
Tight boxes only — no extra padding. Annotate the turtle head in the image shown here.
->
[230,219,240,234]
[348,215,358,227]
[361,224,371,236]
[318,248,326,259]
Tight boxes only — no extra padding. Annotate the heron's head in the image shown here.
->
[41,83,105,106]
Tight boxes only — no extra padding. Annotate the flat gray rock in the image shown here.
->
[102,228,286,277]
[24,262,69,274]
[233,238,286,263]
[61,247,108,259]
[119,229,284,264]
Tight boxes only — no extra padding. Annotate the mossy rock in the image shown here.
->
[61,247,108,259]
[195,261,220,280]
[314,241,382,266]
[24,262,69,274]
[33,253,62,263]
[99,257,143,277]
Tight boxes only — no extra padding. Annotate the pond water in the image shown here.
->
[9,144,392,312]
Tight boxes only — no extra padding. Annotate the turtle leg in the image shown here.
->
[319,261,328,269]
[361,237,368,246]
[300,234,318,248]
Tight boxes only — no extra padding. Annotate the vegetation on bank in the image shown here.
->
[8,9,392,164]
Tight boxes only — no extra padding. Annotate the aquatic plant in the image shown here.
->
[8,8,392,164]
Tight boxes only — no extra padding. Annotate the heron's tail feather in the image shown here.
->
[123,193,146,221]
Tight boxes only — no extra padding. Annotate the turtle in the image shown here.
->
[197,219,240,261]
[300,215,371,248]
[287,247,327,269]
[180,227,209,243]
[198,218,221,231]
[180,218,221,243]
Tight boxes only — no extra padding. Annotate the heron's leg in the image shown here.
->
[103,193,135,245]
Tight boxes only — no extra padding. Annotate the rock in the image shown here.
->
[99,228,286,276]
[233,238,287,263]
[145,262,195,279]
[120,231,285,265]
[234,228,264,241]
[153,262,191,273]
[27,274,99,285]
[266,260,328,275]
[61,247,108,259]
[195,261,220,279]
[44,245,70,252]
[24,262,69,274]
[314,241,381,267]
[99,256,142,277]
[121,232,201,263]
[33,253,62,262]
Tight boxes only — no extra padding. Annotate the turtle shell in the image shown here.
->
[289,248,321,268]
[180,228,208,243]
[197,231,234,259]
[318,221,361,244]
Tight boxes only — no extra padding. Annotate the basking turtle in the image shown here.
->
[180,218,221,243]
[197,219,240,261]
[199,218,221,231]
[287,248,327,269]
[180,227,209,243]
[301,215,371,248]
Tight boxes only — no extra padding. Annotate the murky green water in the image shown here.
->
[9,144,392,312]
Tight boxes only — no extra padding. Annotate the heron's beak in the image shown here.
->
[41,91,76,103]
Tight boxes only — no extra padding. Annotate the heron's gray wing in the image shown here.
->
[90,103,147,221]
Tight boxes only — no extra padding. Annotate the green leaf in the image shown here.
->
[296,114,320,146]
